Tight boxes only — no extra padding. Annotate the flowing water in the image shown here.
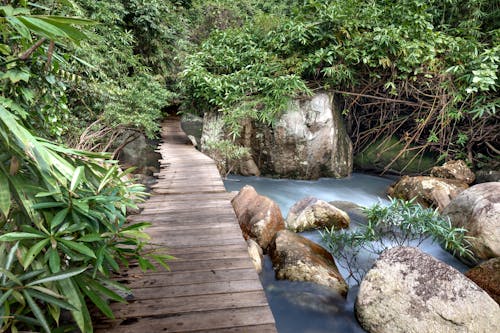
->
[224,173,469,333]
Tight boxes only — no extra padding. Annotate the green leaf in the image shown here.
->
[0,232,45,241]
[27,288,78,311]
[78,233,103,242]
[0,69,30,83]
[23,289,51,333]
[27,267,87,286]
[59,239,96,259]
[23,238,50,269]
[70,165,85,192]
[32,202,67,209]
[76,278,114,318]
[31,15,96,26]
[49,248,61,273]
[0,289,13,306]
[6,16,32,40]
[50,208,69,230]
[57,278,91,333]
[0,171,10,217]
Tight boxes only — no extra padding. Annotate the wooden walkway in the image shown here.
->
[95,117,277,333]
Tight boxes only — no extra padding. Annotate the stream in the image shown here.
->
[223,173,469,333]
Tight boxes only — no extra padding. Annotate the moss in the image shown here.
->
[354,136,436,174]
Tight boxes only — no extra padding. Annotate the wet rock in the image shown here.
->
[387,175,468,211]
[231,185,285,250]
[465,257,500,304]
[286,197,350,232]
[443,182,500,260]
[430,160,475,184]
[329,200,367,222]
[247,239,263,273]
[269,230,348,296]
[238,158,261,176]
[356,246,500,333]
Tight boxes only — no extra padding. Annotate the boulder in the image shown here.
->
[247,239,264,273]
[231,185,285,249]
[269,230,348,296]
[465,257,500,304]
[252,92,352,179]
[286,197,350,232]
[356,246,500,333]
[430,160,475,184]
[387,175,468,211]
[443,182,500,260]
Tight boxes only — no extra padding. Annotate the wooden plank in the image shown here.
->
[115,268,259,288]
[96,306,275,333]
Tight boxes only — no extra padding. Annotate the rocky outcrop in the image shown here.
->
[269,230,348,296]
[475,170,500,183]
[430,160,475,184]
[231,185,285,250]
[201,92,353,179]
[466,257,500,304]
[387,175,468,210]
[252,92,352,179]
[247,239,264,273]
[443,182,500,260]
[286,197,350,232]
[356,246,500,333]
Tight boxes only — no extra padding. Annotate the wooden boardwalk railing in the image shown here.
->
[95,117,277,333]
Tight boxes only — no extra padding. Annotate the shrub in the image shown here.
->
[321,198,473,285]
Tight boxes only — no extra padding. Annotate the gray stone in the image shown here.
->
[356,246,500,333]
[269,230,348,296]
[443,182,500,260]
[286,197,350,232]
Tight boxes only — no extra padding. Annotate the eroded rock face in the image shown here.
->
[269,230,348,296]
[466,257,500,304]
[286,197,350,232]
[356,246,500,333]
[443,182,500,259]
[430,160,475,184]
[387,175,468,211]
[231,185,285,250]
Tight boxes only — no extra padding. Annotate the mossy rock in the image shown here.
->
[354,137,435,174]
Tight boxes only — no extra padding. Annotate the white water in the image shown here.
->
[224,173,469,333]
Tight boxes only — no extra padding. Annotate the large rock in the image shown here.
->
[430,160,475,184]
[269,230,348,296]
[443,182,500,260]
[356,246,500,333]
[286,197,350,232]
[388,175,468,211]
[231,185,285,249]
[465,257,500,304]
[252,92,352,179]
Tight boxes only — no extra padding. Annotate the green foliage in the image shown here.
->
[321,198,473,285]
[1,2,170,332]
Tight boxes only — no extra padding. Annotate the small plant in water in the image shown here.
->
[321,198,473,285]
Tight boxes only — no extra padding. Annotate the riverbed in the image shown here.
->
[224,173,469,333]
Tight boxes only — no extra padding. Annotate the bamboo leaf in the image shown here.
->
[31,15,96,25]
[49,248,61,273]
[27,267,87,286]
[60,239,96,259]
[23,238,50,269]
[57,278,91,333]
[76,278,114,318]
[50,207,69,230]
[78,233,102,242]
[0,289,13,305]
[0,170,11,217]
[0,232,45,241]
[27,288,78,311]
[23,289,51,333]
[70,166,85,192]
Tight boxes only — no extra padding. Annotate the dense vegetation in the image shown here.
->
[1,0,498,331]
